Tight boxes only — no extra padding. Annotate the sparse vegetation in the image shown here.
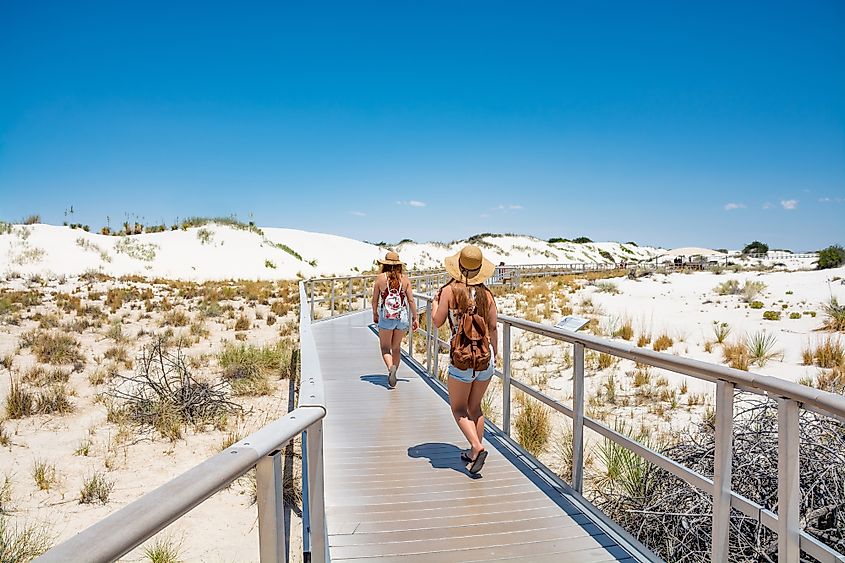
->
[762,310,781,321]
[514,393,551,456]
[744,331,783,367]
[817,244,845,270]
[652,334,673,352]
[821,296,845,332]
[79,473,114,504]
[144,534,184,563]
[32,460,56,491]
[0,515,52,561]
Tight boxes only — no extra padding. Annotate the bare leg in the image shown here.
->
[390,329,404,369]
[448,377,484,458]
[378,329,394,371]
[468,378,492,446]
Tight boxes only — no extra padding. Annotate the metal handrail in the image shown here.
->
[35,282,328,563]
[406,291,845,563]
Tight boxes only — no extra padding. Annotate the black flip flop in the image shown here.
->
[467,450,488,475]
[460,449,472,463]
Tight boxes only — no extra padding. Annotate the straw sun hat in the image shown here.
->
[378,251,404,265]
[444,245,495,285]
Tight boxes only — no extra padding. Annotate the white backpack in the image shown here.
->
[382,279,405,320]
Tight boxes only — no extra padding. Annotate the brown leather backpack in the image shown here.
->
[448,287,491,372]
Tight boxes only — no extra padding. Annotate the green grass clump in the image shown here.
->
[32,460,56,491]
[653,334,673,352]
[514,393,551,457]
[789,312,801,320]
[79,473,114,505]
[5,380,34,419]
[749,301,764,309]
[218,341,295,395]
[744,331,783,367]
[762,310,781,321]
[0,515,52,562]
[35,385,74,415]
[144,535,184,563]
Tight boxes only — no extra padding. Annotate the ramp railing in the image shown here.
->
[35,282,328,563]
[310,270,844,563]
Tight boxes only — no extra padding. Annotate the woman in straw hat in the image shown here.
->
[371,251,419,388]
[431,245,498,474]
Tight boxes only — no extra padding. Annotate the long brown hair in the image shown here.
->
[442,280,492,323]
[381,263,404,289]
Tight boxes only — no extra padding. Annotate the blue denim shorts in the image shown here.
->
[378,313,408,332]
[448,346,495,383]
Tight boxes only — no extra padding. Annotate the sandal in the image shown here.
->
[460,449,472,463]
[467,450,488,475]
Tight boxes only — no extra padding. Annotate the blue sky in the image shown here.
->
[1,1,843,250]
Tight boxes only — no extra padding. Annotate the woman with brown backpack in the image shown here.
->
[371,251,419,388]
[431,245,498,475]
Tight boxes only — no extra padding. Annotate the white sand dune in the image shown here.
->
[1,223,668,280]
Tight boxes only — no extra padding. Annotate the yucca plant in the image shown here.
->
[822,296,845,332]
[744,331,783,367]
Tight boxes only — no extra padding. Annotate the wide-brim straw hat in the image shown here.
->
[444,245,496,285]
[378,251,404,265]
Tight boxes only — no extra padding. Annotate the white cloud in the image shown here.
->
[396,200,426,207]
[724,202,745,211]
[350,211,366,216]
[780,199,798,210]
[762,202,774,209]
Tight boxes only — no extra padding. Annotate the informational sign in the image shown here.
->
[554,316,590,332]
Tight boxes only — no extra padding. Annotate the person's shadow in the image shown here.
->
[360,374,409,389]
[407,442,479,479]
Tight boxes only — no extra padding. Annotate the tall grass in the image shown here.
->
[722,340,750,371]
[143,535,183,563]
[595,420,656,498]
[514,393,551,457]
[802,336,844,368]
[712,322,731,344]
[79,473,114,504]
[0,516,52,562]
[822,296,845,332]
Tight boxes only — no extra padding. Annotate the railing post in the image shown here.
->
[712,380,735,561]
[777,398,800,562]
[425,304,433,373]
[309,281,314,321]
[305,420,327,563]
[329,279,335,316]
[502,322,512,436]
[572,342,585,493]
[256,450,285,563]
[407,299,414,357]
[433,327,440,380]
[301,431,311,558]
[347,277,352,313]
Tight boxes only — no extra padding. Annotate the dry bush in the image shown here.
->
[636,334,650,347]
[34,385,74,415]
[613,318,634,341]
[822,297,845,332]
[592,396,845,561]
[22,365,69,386]
[104,345,133,369]
[0,515,53,561]
[514,393,551,457]
[218,340,296,395]
[4,379,34,419]
[163,309,190,327]
[109,340,244,439]
[803,336,844,369]
[722,340,750,371]
[32,460,56,491]
[26,331,85,366]
[652,334,673,352]
[79,473,113,504]
[234,314,251,331]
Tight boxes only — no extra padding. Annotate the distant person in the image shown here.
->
[431,245,498,475]
[371,251,418,388]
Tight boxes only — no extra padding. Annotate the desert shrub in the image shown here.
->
[32,460,56,491]
[762,310,781,321]
[573,237,592,243]
[163,309,190,327]
[722,340,750,371]
[613,319,634,341]
[144,534,184,563]
[817,244,845,270]
[595,281,619,294]
[749,301,763,309]
[35,385,74,414]
[714,279,740,295]
[0,515,52,561]
[514,393,551,456]
[104,345,132,368]
[652,334,673,352]
[22,365,69,386]
[741,281,766,302]
[218,341,295,395]
[109,340,244,439]
[712,322,731,344]
[821,296,845,331]
[114,237,158,261]
[803,336,845,369]
[593,395,845,561]
[79,473,113,504]
[789,312,801,320]
[196,228,214,244]
[22,214,40,225]
[5,380,34,419]
[265,259,276,269]
[744,331,783,367]
[27,331,84,365]
[234,314,251,331]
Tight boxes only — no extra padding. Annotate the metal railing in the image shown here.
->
[35,282,328,563]
[310,271,845,563]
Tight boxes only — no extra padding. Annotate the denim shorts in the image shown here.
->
[378,313,408,332]
[448,346,495,383]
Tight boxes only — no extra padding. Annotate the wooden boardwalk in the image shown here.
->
[313,311,653,562]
